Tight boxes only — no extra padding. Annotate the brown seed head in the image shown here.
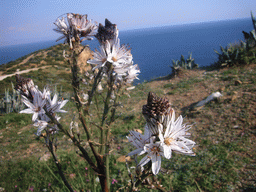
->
[15,74,35,101]
[142,92,172,122]
[95,19,118,44]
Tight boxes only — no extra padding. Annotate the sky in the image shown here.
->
[0,0,256,47]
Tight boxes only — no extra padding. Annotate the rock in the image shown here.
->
[195,92,223,107]
[117,155,131,162]
[235,80,242,85]
[219,86,225,92]
[39,153,51,161]
[77,46,93,74]
[231,91,238,102]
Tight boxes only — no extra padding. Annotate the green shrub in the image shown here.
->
[170,52,199,74]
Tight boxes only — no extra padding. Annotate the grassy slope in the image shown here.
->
[0,45,255,191]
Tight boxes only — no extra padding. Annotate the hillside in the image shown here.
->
[0,44,255,191]
[0,44,92,96]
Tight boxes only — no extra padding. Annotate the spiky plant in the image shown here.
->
[214,45,241,67]
[241,11,256,50]
[0,82,25,114]
[170,52,199,75]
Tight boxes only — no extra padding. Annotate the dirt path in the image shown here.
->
[0,54,35,76]
[0,66,49,81]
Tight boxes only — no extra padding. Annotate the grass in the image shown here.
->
[0,151,100,191]
[0,44,256,191]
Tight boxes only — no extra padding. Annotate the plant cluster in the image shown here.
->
[171,53,199,75]
[214,11,256,68]
[172,53,199,70]
[13,13,196,191]
[0,83,24,114]
[242,11,256,50]
[214,45,241,67]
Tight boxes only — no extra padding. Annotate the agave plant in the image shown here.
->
[0,83,25,114]
[241,11,256,50]
[171,52,199,74]
[214,45,241,67]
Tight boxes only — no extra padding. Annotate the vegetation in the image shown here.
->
[213,12,256,68]
[0,63,256,191]
[0,11,256,192]
[0,83,24,114]
[171,52,199,75]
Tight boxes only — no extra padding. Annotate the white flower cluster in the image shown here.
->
[16,75,68,136]
[88,20,140,84]
[53,14,140,84]
[53,13,98,48]
[127,94,196,175]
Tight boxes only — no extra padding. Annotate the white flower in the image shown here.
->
[69,14,87,30]
[80,20,98,41]
[88,37,133,72]
[20,92,46,122]
[53,13,97,49]
[113,63,140,84]
[125,64,140,83]
[139,142,164,175]
[113,64,131,76]
[46,94,68,114]
[159,110,196,159]
[68,14,98,40]
[127,126,151,156]
[41,87,51,100]
[108,38,132,66]
[145,118,163,136]
[40,113,61,123]
[33,120,48,136]
[87,42,111,70]
[53,17,70,42]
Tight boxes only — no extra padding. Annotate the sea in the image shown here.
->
[0,17,253,83]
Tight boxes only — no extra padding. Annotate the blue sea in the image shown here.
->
[0,18,252,83]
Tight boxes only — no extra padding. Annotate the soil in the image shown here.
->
[0,66,49,81]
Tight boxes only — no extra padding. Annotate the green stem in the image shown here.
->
[85,68,103,114]
[47,138,74,192]
[69,48,109,191]
[105,87,121,190]
[69,48,103,167]
[98,66,115,190]
[90,167,96,192]
[99,85,112,190]
[44,109,98,173]
[44,161,63,184]
[93,92,102,123]
[105,152,110,190]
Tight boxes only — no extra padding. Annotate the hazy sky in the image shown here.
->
[0,0,255,46]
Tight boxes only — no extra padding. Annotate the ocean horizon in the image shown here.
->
[0,17,253,83]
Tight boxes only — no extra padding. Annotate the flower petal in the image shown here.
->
[151,153,161,175]
[138,155,151,168]
[163,144,172,159]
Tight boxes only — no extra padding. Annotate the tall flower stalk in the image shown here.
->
[15,12,196,192]
[33,13,139,191]
[127,92,196,190]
